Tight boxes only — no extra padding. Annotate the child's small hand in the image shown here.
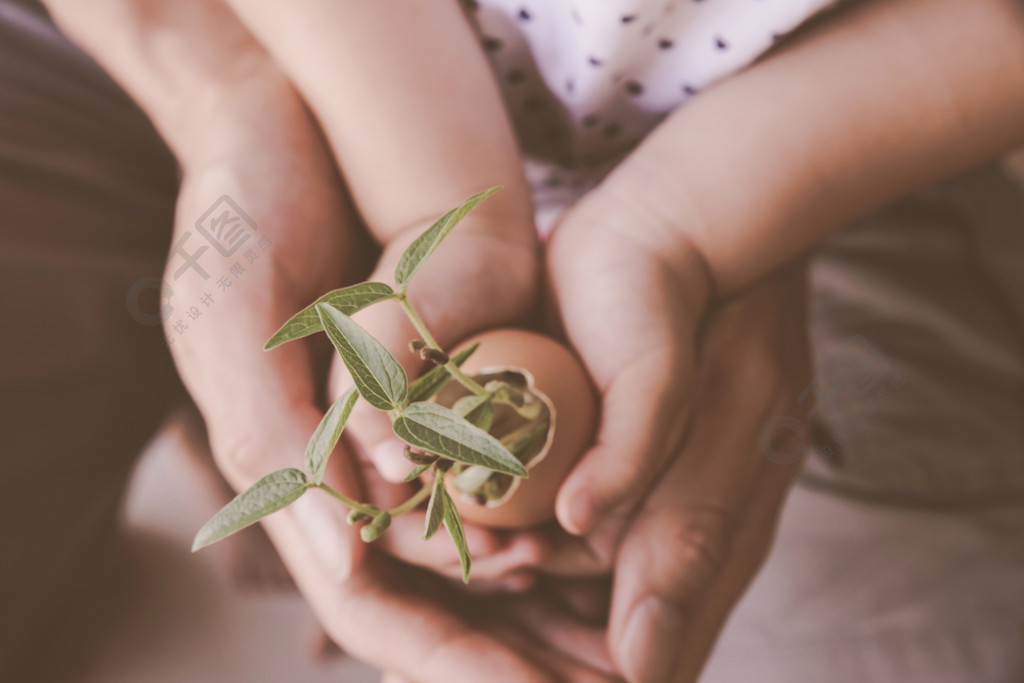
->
[544,187,811,681]
[545,195,712,548]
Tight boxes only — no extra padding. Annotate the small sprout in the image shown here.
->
[419,347,450,365]
[409,339,427,353]
[360,511,392,542]
[405,446,439,466]
[347,509,372,525]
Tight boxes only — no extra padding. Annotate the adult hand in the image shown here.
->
[377,574,622,683]
[164,46,584,683]
[545,195,811,682]
[266,448,624,683]
[42,0,567,676]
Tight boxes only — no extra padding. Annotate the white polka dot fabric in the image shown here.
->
[465,0,839,231]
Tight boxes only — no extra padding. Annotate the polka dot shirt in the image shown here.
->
[463,0,839,229]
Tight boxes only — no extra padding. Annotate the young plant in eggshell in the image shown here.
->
[189,188,595,583]
[430,329,596,528]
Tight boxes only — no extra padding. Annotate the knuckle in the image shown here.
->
[209,430,273,488]
[645,506,732,603]
[580,451,661,530]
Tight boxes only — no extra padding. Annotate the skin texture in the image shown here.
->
[40,0,566,677]
[40,0,1024,681]
[537,1,1024,679]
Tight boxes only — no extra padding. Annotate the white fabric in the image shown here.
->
[473,0,837,164]
[469,0,838,234]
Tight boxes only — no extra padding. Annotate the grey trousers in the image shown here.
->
[0,1,181,679]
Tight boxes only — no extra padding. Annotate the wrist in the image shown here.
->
[600,98,817,300]
[555,186,713,325]
[171,66,304,171]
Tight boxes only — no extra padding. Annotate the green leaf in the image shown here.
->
[393,402,528,477]
[317,303,408,410]
[452,394,494,431]
[441,486,472,582]
[403,463,431,483]
[394,187,501,288]
[264,282,394,349]
[192,469,309,551]
[360,511,392,543]
[424,473,446,540]
[305,387,359,484]
[407,342,480,403]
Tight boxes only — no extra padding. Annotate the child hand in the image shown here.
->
[545,187,811,681]
[545,194,712,548]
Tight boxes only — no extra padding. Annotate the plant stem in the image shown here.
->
[318,480,431,519]
[388,483,433,517]
[396,293,488,397]
[316,483,379,516]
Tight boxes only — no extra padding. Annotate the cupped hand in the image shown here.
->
[604,266,810,683]
[377,573,623,683]
[167,66,366,579]
[162,49,564,680]
[544,192,811,682]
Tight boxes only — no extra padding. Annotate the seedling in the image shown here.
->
[192,187,546,582]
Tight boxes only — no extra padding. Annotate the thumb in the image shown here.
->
[178,294,367,581]
[202,368,369,582]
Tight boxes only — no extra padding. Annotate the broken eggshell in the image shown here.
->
[428,329,597,529]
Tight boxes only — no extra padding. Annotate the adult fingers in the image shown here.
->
[469,621,622,683]
[669,463,794,683]
[496,587,617,676]
[263,538,563,683]
[606,268,810,683]
[184,310,368,582]
[169,166,366,579]
[533,531,611,577]
[378,510,548,582]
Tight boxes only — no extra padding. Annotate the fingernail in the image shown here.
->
[292,494,352,581]
[619,596,685,683]
[372,440,411,483]
[484,536,545,572]
[562,490,599,535]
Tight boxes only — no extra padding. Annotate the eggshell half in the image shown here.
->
[438,329,597,528]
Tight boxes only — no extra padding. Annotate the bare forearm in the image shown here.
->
[590,0,1024,296]
[41,0,293,164]
[224,0,534,243]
